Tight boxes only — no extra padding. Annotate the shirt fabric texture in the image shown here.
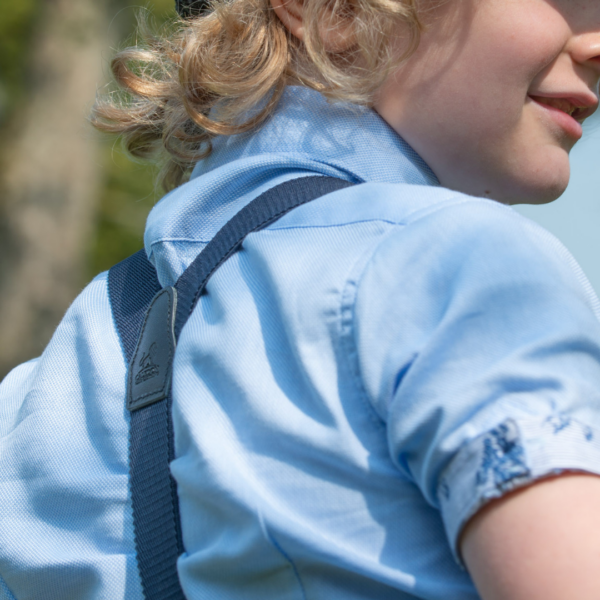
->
[2,86,600,600]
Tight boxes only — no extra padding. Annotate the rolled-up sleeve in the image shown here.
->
[353,196,600,562]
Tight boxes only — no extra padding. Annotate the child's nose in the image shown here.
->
[570,32,600,74]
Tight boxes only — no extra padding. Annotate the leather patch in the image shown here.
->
[127,287,177,411]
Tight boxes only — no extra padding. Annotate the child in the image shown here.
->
[2,0,600,598]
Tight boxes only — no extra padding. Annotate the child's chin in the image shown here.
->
[507,156,570,205]
[507,179,569,206]
[489,177,567,205]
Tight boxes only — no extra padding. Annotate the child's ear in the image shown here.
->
[271,0,305,41]
[270,0,356,52]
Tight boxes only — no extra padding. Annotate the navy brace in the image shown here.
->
[108,176,354,599]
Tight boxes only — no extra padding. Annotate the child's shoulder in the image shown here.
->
[306,182,600,318]
[275,180,548,242]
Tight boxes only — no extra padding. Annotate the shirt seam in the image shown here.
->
[265,529,307,600]
[338,225,405,429]
[147,220,409,249]
[147,193,504,249]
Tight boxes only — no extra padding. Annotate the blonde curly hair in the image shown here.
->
[91,0,425,190]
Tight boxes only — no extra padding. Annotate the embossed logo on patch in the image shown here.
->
[135,342,160,384]
[127,286,177,412]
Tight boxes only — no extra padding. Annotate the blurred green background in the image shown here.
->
[0,0,176,376]
[1,0,175,276]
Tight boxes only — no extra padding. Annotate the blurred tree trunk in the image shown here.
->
[0,0,110,378]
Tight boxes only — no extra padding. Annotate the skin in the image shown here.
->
[461,473,600,600]
[270,0,600,597]
[374,0,600,204]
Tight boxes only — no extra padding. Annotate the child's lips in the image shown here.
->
[528,95,596,140]
[529,94,597,123]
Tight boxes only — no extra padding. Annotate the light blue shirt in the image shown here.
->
[3,87,600,600]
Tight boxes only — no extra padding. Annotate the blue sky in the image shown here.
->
[516,114,600,296]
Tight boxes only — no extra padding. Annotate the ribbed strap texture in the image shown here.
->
[108,175,353,600]
[128,398,184,599]
[109,251,185,600]
[108,250,162,363]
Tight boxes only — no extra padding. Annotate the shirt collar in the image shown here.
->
[190,86,438,186]
[145,86,438,286]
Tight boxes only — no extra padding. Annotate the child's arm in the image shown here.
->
[462,473,600,600]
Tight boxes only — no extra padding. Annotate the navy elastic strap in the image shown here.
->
[108,175,354,599]
[109,251,184,599]
[108,249,161,362]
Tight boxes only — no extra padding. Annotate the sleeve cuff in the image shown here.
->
[438,414,600,566]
